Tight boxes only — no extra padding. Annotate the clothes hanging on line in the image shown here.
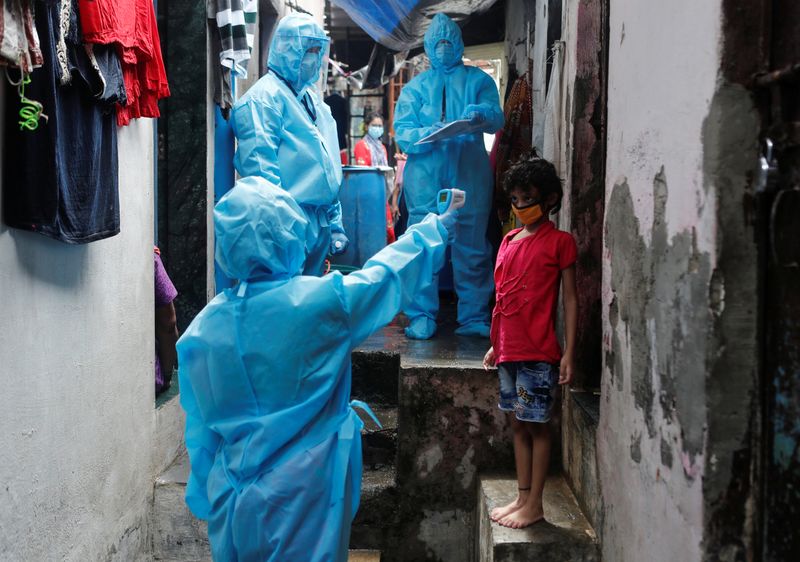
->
[208,0,257,118]
[209,0,256,78]
[0,0,42,72]
[493,73,533,221]
[542,42,564,172]
[3,0,125,243]
[78,0,169,126]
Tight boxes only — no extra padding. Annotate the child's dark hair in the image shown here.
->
[503,149,563,214]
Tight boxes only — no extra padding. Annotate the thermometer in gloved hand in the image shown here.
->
[436,188,466,215]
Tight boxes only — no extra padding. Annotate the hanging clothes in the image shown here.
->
[208,0,257,118]
[3,0,125,243]
[493,73,533,221]
[209,0,256,77]
[78,0,170,126]
[542,43,564,172]
[0,0,42,72]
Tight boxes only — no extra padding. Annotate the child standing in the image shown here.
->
[483,155,578,529]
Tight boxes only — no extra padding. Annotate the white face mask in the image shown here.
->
[299,51,321,85]
[368,125,384,139]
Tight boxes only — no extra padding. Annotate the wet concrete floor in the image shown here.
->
[356,295,489,369]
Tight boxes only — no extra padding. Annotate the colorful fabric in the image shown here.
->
[491,221,577,364]
[0,0,43,72]
[494,74,533,220]
[353,136,387,166]
[78,0,170,126]
[154,250,178,392]
[3,0,122,243]
[208,0,256,78]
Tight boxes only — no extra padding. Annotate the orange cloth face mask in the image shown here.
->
[512,203,543,225]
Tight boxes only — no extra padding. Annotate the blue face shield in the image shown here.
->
[435,41,457,67]
[368,125,384,139]
[299,51,321,86]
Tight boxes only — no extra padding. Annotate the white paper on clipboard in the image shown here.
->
[415,119,485,145]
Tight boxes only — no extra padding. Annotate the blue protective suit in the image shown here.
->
[394,13,503,337]
[178,176,448,561]
[231,14,345,276]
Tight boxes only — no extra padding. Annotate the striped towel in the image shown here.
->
[209,0,257,78]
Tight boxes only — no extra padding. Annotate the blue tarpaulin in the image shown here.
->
[331,0,500,51]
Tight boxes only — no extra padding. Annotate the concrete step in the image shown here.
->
[350,465,398,552]
[153,453,211,562]
[478,475,599,562]
[351,350,400,404]
[358,405,398,469]
[348,550,381,562]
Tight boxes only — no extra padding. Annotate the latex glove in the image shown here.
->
[429,121,446,135]
[438,188,466,240]
[439,209,459,238]
[330,231,349,255]
[462,104,486,124]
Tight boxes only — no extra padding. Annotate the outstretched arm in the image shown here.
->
[338,214,449,345]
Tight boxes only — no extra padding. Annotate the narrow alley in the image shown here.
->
[0,1,798,561]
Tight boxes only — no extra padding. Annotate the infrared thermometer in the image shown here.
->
[436,188,466,215]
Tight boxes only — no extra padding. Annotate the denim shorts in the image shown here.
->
[497,361,559,422]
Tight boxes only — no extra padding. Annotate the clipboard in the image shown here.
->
[415,119,485,145]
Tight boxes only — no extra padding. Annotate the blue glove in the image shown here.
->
[462,104,486,124]
[437,188,466,241]
[439,209,459,240]
[330,231,349,255]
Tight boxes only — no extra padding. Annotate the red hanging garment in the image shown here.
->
[493,74,533,221]
[78,0,169,126]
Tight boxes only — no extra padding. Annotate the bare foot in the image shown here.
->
[497,501,545,529]
[490,493,528,522]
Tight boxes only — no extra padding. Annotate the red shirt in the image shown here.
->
[491,221,577,364]
[353,138,388,166]
[78,0,170,126]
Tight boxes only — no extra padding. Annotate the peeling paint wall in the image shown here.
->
[0,89,156,560]
[598,1,728,560]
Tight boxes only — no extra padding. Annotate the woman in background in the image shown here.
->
[354,111,388,167]
[354,112,395,242]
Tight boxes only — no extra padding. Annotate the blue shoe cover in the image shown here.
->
[455,322,490,338]
[405,316,437,340]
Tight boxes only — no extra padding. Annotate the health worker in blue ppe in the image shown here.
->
[177,176,462,561]
[394,13,504,340]
[231,13,347,276]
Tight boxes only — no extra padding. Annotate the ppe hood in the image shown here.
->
[268,13,330,92]
[423,13,464,71]
[214,176,308,281]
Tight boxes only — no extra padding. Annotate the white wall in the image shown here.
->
[598,1,723,560]
[0,89,156,561]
